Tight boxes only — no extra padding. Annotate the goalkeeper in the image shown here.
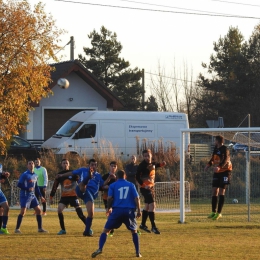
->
[205,135,232,220]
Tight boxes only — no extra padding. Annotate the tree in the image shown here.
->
[144,95,159,111]
[195,27,249,127]
[0,0,64,153]
[78,26,143,110]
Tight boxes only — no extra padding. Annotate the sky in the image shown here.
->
[28,0,260,95]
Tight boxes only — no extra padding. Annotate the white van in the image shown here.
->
[41,111,189,157]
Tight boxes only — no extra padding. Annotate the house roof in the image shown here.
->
[43,59,125,110]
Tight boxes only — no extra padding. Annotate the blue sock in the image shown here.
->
[36,214,42,229]
[2,216,8,228]
[16,214,23,229]
[84,217,93,233]
[99,233,107,250]
[132,232,140,254]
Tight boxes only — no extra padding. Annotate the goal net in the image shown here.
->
[180,127,260,223]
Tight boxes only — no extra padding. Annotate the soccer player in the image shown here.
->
[102,161,117,236]
[34,158,48,215]
[56,159,109,237]
[0,169,10,234]
[91,170,142,258]
[15,160,48,234]
[136,149,166,234]
[205,135,232,220]
[49,159,86,235]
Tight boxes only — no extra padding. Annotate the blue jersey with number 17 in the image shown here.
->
[108,179,139,209]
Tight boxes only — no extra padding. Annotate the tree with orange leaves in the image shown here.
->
[0,0,64,154]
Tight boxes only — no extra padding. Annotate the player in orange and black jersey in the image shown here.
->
[49,159,86,235]
[205,135,232,220]
[136,149,166,235]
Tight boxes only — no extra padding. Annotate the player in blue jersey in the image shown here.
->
[15,160,48,234]
[91,170,142,258]
[0,169,10,234]
[56,159,110,237]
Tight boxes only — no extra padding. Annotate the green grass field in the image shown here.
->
[1,208,260,259]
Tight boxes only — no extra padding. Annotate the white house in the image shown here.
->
[23,60,124,141]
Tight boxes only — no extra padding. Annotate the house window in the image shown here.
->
[77,124,96,139]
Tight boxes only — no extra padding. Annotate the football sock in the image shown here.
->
[141,210,148,226]
[132,232,140,254]
[99,232,107,250]
[218,195,225,213]
[76,207,86,224]
[16,214,23,229]
[36,214,42,229]
[58,212,65,230]
[148,211,156,227]
[212,196,218,212]
[2,216,8,228]
[84,217,93,233]
[42,202,46,213]
[0,215,2,229]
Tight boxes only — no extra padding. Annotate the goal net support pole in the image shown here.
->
[179,127,260,224]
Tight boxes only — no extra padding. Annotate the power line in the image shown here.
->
[210,0,260,8]
[53,0,260,19]
[145,71,195,84]
[117,0,237,16]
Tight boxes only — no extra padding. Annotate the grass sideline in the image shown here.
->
[1,210,260,259]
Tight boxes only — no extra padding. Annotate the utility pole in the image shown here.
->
[142,69,145,110]
[70,36,75,60]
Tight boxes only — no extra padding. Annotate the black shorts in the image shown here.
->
[140,187,155,204]
[212,171,231,189]
[59,196,80,208]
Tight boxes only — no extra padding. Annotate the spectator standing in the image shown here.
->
[125,155,138,189]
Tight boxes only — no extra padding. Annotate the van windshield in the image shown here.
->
[55,120,83,137]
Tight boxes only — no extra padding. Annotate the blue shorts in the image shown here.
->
[75,186,94,204]
[20,194,39,209]
[0,190,7,205]
[105,208,137,231]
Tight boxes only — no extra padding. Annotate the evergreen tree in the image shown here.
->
[196,27,250,127]
[79,26,143,110]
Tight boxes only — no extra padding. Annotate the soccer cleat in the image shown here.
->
[212,213,222,220]
[151,227,161,234]
[0,230,4,234]
[136,253,142,257]
[139,224,151,233]
[38,228,48,233]
[42,212,47,216]
[91,249,102,258]
[14,229,22,234]
[83,229,93,237]
[108,229,114,237]
[137,230,141,236]
[208,212,216,218]
[57,229,66,235]
[0,228,10,234]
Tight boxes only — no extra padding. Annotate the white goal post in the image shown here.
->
[180,127,260,224]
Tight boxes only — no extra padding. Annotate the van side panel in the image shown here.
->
[100,121,126,155]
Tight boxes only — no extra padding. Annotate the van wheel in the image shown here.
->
[66,152,80,160]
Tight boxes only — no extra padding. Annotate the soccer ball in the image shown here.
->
[232,199,238,204]
[57,78,69,89]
